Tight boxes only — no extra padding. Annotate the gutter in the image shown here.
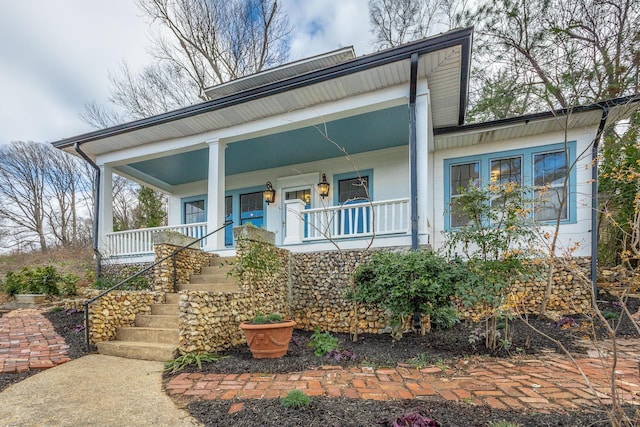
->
[409,52,419,251]
[591,106,609,299]
[74,143,102,279]
[53,27,473,149]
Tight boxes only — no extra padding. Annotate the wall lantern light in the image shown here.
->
[318,173,330,199]
[263,181,276,205]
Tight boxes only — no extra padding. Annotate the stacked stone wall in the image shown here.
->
[101,262,154,284]
[86,290,163,343]
[153,243,216,293]
[290,250,388,333]
[177,227,290,352]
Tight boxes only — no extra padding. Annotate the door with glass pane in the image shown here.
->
[284,188,311,239]
[338,176,370,235]
[240,191,264,227]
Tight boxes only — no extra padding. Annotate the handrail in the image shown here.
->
[83,221,233,353]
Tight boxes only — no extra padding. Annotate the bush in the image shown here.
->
[3,266,79,296]
[352,250,464,337]
[249,312,284,324]
[281,390,311,409]
[430,306,460,330]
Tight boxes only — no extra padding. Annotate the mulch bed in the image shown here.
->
[1,296,638,425]
[174,294,640,426]
[188,397,622,427]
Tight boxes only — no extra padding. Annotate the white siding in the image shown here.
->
[431,127,598,257]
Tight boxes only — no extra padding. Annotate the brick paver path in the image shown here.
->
[168,339,640,413]
[0,309,71,373]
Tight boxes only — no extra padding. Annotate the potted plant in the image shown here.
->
[239,313,296,358]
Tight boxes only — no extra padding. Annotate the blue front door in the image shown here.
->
[240,191,264,228]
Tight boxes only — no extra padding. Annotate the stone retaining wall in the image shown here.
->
[101,262,154,285]
[177,226,290,352]
[153,243,216,293]
[290,249,388,334]
[86,290,163,343]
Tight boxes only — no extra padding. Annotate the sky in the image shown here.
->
[0,0,373,146]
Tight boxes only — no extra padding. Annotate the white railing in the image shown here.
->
[302,198,410,241]
[106,222,208,257]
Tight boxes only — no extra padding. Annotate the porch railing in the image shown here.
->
[302,197,410,241]
[106,222,207,257]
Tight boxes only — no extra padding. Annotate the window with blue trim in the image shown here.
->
[444,143,576,229]
[182,196,206,224]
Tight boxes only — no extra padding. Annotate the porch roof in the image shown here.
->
[52,27,473,158]
[433,95,640,150]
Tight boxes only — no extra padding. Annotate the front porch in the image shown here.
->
[104,196,412,260]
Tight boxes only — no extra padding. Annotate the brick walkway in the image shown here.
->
[0,309,71,373]
[168,339,640,413]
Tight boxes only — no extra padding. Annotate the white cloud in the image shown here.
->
[0,0,150,144]
[283,0,374,59]
[0,0,377,146]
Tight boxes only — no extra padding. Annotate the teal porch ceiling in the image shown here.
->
[118,105,409,187]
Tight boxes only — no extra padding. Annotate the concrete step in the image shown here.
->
[151,304,179,315]
[210,256,236,266]
[96,340,177,362]
[165,293,180,304]
[135,314,178,328]
[117,327,179,344]
[199,265,235,277]
[190,273,235,284]
[178,283,240,293]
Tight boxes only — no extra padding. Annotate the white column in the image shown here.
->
[416,84,431,245]
[205,139,226,251]
[98,164,113,255]
[283,199,306,245]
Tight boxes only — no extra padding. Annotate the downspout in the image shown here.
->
[409,52,419,251]
[591,105,609,299]
[74,143,102,279]
[408,52,422,331]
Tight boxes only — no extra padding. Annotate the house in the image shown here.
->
[53,27,639,270]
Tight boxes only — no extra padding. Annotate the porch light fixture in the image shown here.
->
[263,181,276,205]
[317,173,330,199]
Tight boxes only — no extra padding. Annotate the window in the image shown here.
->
[184,199,205,223]
[490,157,521,184]
[444,143,576,229]
[534,151,567,221]
[285,189,311,205]
[338,176,369,203]
[449,162,479,227]
[240,191,264,227]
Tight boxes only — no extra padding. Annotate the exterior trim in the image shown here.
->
[434,94,640,136]
[443,142,578,230]
[53,28,473,150]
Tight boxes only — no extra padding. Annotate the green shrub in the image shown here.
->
[3,266,78,296]
[309,328,339,356]
[352,250,465,338]
[431,306,460,329]
[281,390,311,409]
[266,312,282,322]
[250,312,284,324]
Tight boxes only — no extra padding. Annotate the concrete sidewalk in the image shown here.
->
[0,354,200,427]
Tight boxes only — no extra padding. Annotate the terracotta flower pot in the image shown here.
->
[239,320,296,359]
